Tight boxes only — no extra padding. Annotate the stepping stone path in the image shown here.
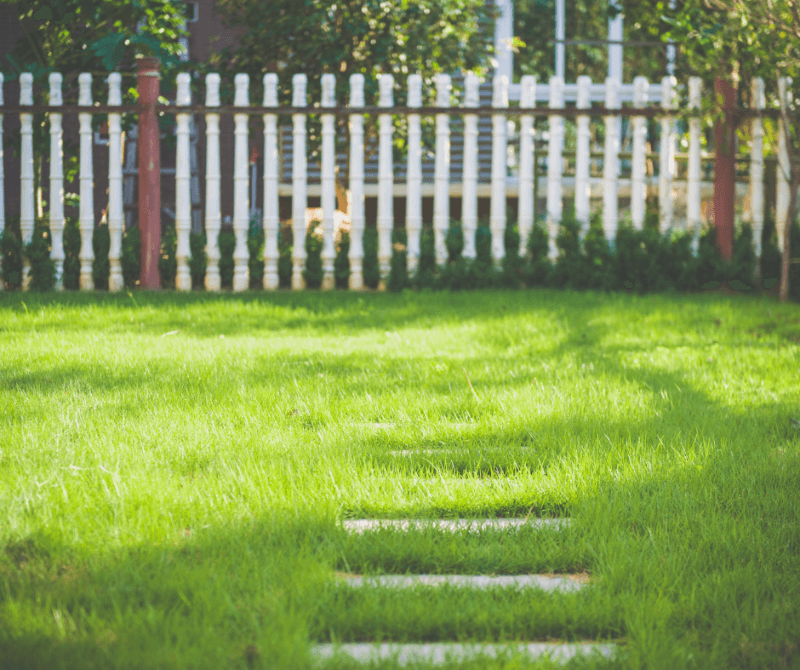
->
[342,518,569,533]
[314,434,614,666]
[343,573,587,592]
[314,642,616,665]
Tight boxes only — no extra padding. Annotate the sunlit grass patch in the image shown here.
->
[0,289,798,669]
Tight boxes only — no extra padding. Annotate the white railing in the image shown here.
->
[0,71,789,292]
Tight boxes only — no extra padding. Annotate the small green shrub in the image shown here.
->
[92,224,110,290]
[219,229,235,289]
[63,216,81,290]
[730,223,757,288]
[122,225,141,289]
[388,228,409,293]
[248,218,264,289]
[412,227,438,289]
[363,227,380,289]
[26,218,57,292]
[1,216,23,290]
[159,223,177,289]
[695,225,728,289]
[334,230,350,289]
[278,223,293,288]
[303,222,323,289]
[524,220,551,287]
[190,231,207,289]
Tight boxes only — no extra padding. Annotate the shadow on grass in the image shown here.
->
[1,291,799,669]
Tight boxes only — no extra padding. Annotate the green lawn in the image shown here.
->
[0,289,798,669]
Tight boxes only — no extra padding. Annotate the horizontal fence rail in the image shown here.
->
[0,71,792,292]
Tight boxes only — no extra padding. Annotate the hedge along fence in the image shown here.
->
[1,70,796,294]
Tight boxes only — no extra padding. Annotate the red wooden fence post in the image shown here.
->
[714,78,736,262]
[137,56,161,289]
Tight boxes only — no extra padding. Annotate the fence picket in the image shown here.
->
[406,74,423,272]
[575,76,591,236]
[20,73,34,289]
[687,77,702,249]
[603,77,620,243]
[233,74,250,292]
[49,73,65,290]
[378,74,394,287]
[434,74,451,265]
[292,74,308,290]
[462,73,479,260]
[175,73,192,291]
[262,74,280,290]
[631,77,648,230]
[546,76,564,260]
[518,75,536,251]
[78,73,94,291]
[321,74,336,290]
[491,76,508,262]
[205,74,222,291]
[659,76,677,233]
[108,73,124,291]
[349,74,365,290]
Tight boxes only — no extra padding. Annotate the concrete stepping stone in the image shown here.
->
[342,573,587,592]
[312,641,615,665]
[341,518,569,533]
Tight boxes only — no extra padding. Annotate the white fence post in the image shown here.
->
[233,73,250,292]
[20,73,34,290]
[175,72,192,291]
[434,74,451,265]
[320,73,336,290]
[107,73,124,291]
[777,77,790,255]
[491,75,508,263]
[292,74,308,290]
[631,76,648,230]
[377,73,394,287]
[659,75,677,233]
[78,73,94,291]
[575,76,591,236]
[462,73,479,260]
[518,75,536,252]
[750,77,765,262]
[49,73,65,290]
[406,74,423,272]
[262,73,279,290]
[349,74,365,290]
[204,74,222,291]
[687,77,702,249]
[603,77,620,243]
[546,76,564,260]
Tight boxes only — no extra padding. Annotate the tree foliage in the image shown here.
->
[659,0,800,302]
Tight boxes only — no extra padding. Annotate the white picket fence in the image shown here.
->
[1,71,792,292]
